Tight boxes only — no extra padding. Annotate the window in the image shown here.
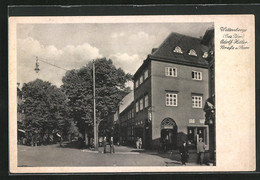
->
[189,119,195,124]
[173,46,183,54]
[132,108,134,118]
[135,80,139,88]
[202,52,208,58]
[166,93,178,106]
[192,95,203,108]
[200,119,205,124]
[139,98,143,111]
[188,49,197,56]
[144,69,148,80]
[139,75,143,84]
[145,94,149,108]
[136,101,139,112]
[128,111,131,119]
[192,71,202,80]
[165,67,177,77]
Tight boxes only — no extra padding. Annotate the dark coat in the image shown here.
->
[102,139,107,147]
[179,144,189,163]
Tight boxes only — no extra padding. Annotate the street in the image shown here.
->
[18,142,199,167]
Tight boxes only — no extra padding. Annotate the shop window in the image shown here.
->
[187,127,196,145]
[187,126,208,146]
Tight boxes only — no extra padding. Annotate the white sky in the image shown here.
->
[17,23,213,88]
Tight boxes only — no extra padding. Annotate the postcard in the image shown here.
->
[9,15,255,173]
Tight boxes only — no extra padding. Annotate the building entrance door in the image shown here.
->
[187,126,208,149]
[161,118,177,149]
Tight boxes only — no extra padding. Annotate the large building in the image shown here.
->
[118,30,213,150]
[201,27,215,161]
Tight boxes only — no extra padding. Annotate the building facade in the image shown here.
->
[119,31,212,150]
[201,27,216,161]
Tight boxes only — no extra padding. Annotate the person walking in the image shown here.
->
[179,141,189,165]
[136,137,140,149]
[197,137,206,165]
[103,136,107,153]
[110,137,115,153]
[139,138,142,149]
[98,137,103,147]
[56,132,62,147]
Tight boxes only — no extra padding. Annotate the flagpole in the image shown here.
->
[93,60,98,150]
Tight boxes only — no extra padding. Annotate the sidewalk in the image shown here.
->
[18,143,210,167]
[86,145,201,166]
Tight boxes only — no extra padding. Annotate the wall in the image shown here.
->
[133,61,152,147]
[151,60,209,148]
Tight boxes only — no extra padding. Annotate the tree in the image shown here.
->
[61,58,132,141]
[21,79,72,145]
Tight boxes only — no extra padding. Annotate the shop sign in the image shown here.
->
[162,125,173,129]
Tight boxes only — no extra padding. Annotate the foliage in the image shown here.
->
[61,58,132,136]
[21,79,74,143]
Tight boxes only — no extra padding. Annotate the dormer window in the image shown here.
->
[202,52,208,59]
[188,49,197,56]
[173,46,183,54]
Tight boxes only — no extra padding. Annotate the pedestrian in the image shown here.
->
[159,138,166,152]
[103,136,107,153]
[197,137,206,165]
[98,137,103,147]
[139,138,142,149]
[136,137,140,149]
[110,137,115,153]
[179,141,189,165]
[56,132,62,147]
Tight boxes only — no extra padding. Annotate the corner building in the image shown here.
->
[121,32,210,150]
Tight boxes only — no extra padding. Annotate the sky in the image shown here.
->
[17,23,213,88]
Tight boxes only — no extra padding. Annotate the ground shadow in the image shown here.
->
[58,141,86,149]
[130,148,211,166]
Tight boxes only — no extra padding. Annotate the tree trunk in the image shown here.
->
[85,129,89,147]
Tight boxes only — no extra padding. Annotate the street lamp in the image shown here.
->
[33,56,68,73]
[34,56,40,73]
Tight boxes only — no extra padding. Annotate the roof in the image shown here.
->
[133,32,210,79]
[150,32,209,67]
[119,91,134,114]
[201,27,214,46]
[133,58,150,80]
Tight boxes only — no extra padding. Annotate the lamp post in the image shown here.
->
[34,56,68,73]
[34,56,40,73]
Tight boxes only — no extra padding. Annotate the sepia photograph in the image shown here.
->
[9,15,255,173]
[16,22,215,167]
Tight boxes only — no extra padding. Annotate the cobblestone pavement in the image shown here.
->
[18,142,201,167]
